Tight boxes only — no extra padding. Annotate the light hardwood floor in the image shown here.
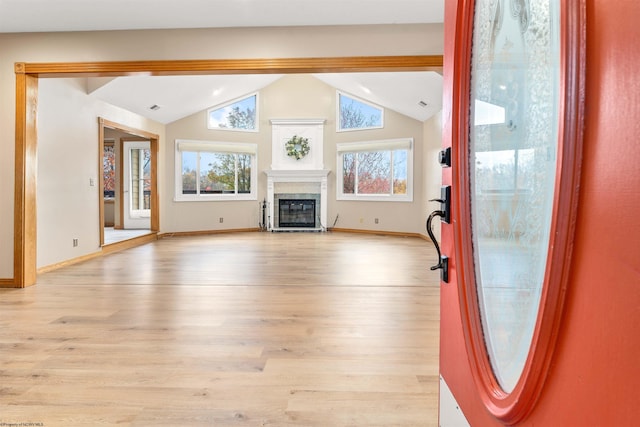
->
[0,232,441,426]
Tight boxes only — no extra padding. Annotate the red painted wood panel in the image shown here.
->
[440,0,640,425]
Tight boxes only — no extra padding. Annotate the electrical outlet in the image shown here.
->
[72,238,78,247]
[359,217,364,223]
[219,217,224,223]
[375,218,379,224]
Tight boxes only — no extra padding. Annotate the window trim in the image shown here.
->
[336,138,413,202]
[336,91,384,132]
[174,139,258,202]
[207,92,259,133]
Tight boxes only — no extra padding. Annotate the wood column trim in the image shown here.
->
[98,119,106,246]
[19,56,443,77]
[14,70,38,288]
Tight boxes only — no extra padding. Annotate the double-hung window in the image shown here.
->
[336,138,413,202]
[175,139,258,201]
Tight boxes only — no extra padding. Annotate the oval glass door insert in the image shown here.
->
[468,0,561,392]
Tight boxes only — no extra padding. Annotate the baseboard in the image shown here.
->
[158,228,261,238]
[330,228,423,239]
[159,227,426,240]
[101,232,159,254]
[37,232,159,273]
[0,278,17,288]
[37,250,103,274]
[418,233,434,242]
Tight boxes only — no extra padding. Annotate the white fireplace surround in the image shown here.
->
[265,118,329,231]
[265,169,331,231]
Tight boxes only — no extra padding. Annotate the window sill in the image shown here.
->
[337,195,413,202]
[174,194,257,202]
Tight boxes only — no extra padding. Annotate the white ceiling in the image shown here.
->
[88,72,443,124]
[0,0,444,33]
[1,0,444,124]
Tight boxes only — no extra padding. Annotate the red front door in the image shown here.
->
[438,0,640,426]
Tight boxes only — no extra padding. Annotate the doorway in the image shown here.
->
[14,56,442,287]
[122,140,151,230]
[98,118,159,247]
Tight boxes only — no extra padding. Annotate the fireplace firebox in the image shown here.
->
[278,199,316,228]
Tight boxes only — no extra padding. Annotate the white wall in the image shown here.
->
[37,78,164,268]
[0,24,443,278]
[423,111,444,242]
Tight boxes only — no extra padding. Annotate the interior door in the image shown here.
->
[438,0,586,425]
[123,140,151,229]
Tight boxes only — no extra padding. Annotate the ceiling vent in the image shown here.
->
[149,104,161,111]
[418,100,428,107]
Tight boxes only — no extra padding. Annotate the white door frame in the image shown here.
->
[123,140,151,229]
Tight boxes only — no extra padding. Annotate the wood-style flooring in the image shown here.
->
[0,232,440,426]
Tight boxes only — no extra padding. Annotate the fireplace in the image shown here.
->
[278,199,316,228]
[265,118,329,232]
[265,171,330,231]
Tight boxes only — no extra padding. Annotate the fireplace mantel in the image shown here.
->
[264,169,331,232]
[265,169,331,181]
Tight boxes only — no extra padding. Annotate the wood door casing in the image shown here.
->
[12,55,443,288]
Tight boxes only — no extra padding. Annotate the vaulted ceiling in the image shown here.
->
[87,72,443,124]
[1,0,444,124]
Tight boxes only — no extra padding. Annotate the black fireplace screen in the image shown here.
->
[279,199,316,228]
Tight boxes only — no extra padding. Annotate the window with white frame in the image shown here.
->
[337,91,384,132]
[207,93,258,132]
[336,138,413,202]
[175,140,258,201]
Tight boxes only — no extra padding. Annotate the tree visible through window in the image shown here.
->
[103,143,115,197]
[208,94,258,131]
[338,92,384,131]
[197,153,251,194]
[338,139,412,201]
[176,140,257,201]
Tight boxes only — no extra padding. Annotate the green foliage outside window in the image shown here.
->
[208,94,257,131]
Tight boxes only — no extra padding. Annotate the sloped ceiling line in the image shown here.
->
[88,72,443,124]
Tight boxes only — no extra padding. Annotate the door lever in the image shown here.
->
[426,186,450,283]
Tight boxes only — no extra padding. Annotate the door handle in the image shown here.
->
[427,186,450,283]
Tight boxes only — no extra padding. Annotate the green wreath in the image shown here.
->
[285,135,310,160]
